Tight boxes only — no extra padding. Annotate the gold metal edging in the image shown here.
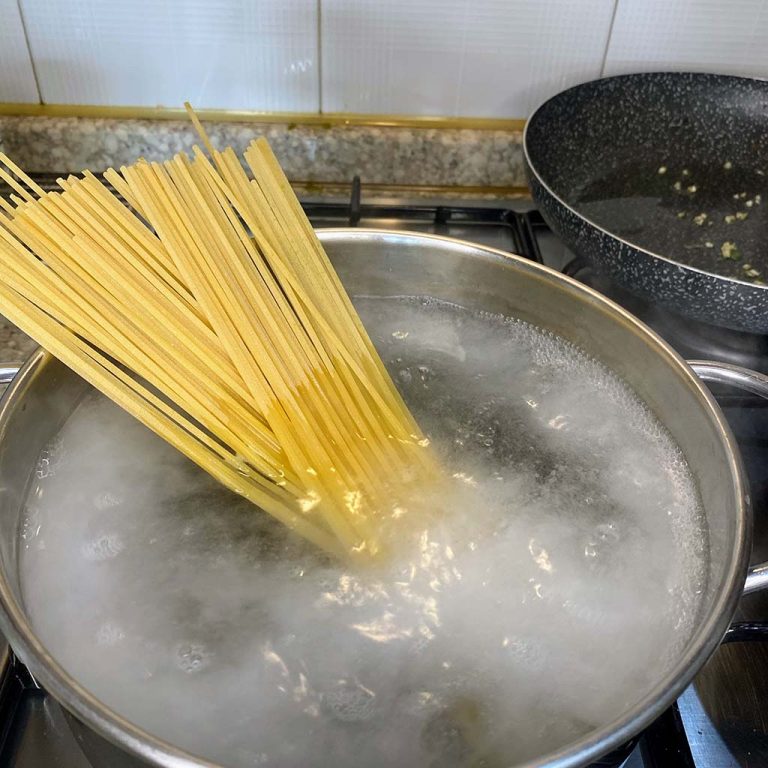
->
[0,103,526,131]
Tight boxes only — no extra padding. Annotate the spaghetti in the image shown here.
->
[0,112,436,560]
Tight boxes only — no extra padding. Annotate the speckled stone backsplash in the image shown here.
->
[0,116,525,188]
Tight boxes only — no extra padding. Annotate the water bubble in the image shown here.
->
[584,522,622,562]
[21,507,41,542]
[96,621,125,646]
[502,636,546,670]
[94,492,122,511]
[322,680,376,722]
[400,690,444,716]
[81,533,125,561]
[175,643,212,674]
[35,437,65,479]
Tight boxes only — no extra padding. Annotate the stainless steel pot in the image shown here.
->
[0,229,765,768]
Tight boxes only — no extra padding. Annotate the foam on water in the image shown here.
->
[19,297,708,767]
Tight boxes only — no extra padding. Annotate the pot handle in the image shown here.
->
[0,364,21,394]
[688,360,768,596]
[722,621,768,643]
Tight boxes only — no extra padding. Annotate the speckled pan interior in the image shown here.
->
[524,72,768,333]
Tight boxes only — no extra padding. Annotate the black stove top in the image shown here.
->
[1,178,767,768]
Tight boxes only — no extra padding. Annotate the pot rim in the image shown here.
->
[0,228,751,768]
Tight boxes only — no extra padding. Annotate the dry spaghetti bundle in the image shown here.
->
[0,117,436,560]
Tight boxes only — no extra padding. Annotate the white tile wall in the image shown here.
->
[605,0,768,79]
[0,0,38,103]
[19,0,319,111]
[6,0,768,118]
[320,0,617,117]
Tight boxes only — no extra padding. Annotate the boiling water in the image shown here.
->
[20,297,708,767]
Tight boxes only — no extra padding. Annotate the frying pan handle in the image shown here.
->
[0,364,21,394]
[688,360,768,596]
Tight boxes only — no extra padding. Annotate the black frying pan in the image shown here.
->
[524,72,768,333]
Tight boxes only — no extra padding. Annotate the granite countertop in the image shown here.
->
[0,115,526,189]
[0,114,527,364]
[0,323,37,364]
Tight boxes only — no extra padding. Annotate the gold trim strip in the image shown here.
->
[0,103,526,131]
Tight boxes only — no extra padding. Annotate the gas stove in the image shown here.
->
[0,178,766,767]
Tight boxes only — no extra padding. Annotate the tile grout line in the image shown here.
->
[317,0,323,114]
[599,0,621,78]
[14,0,43,105]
